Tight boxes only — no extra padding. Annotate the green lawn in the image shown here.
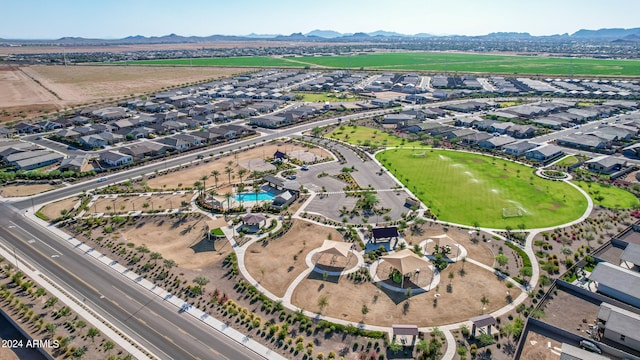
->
[327,125,422,148]
[555,156,579,167]
[574,181,639,209]
[129,52,640,76]
[376,149,588,229]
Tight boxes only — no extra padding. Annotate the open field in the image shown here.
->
[0,183,59,197]
[296,92,365,102]
[376,149,588,228]
[327,125,422,148]
[290,260,519,327]
[574,180,639,209]
[0,65,248,122]
[38,196,80,220]
[244,220,343,297]
[130,52,640,76]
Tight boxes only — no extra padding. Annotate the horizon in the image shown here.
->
[2,0,639,40]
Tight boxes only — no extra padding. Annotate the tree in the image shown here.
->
[45,296,58,309]
[211,170,220,188]
[237,168,247,184]
[480,294,490,312]
[200,175,209,194]
[45,323,57,337]
[519,266,533,284]
[224,192,233,212]
[225,167,234,185]
[102,341,115,354]
[163,259,176,269]
[561,247,573,263]
[317,295,328,314]
[361,304,369,319]
[86,327,100,342]
[311,126,323,137]
[496,253,509,270]
[448,271,455,285]
[71,346,86,359]
[253,184,261,203]
[388,339,403,354]
[150,252,162,263]
[193,276,210,291]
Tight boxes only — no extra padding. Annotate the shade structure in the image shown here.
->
[429,233,455,244]
[381,249,430,275]
[317,240,352,258]
[242,213,267,225]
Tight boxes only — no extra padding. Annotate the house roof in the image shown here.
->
[242,213,267,225]
[590,262,640,301]
[529,144,563,157]
[100,150,130,162]
[503,141,537,152]
[620,243,640,265]
[14,153,63,169]
[560,343,609,360]
[597,302,640,343]
[585,155,627,168]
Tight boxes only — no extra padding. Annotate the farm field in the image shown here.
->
[0,65,247,122]
[130,52,640,76]
[573,180,639,209]
[376,149,588,229]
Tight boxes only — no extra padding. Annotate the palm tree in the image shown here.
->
[193,181,202,194]
[225,167,234,185]
[224,192,233,212]
[252,184,261,203]
[237,168,248,184]
[200,175,208,194]
[102,341,115,354]
[211,170,220,188]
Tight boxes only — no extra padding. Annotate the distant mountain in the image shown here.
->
[245,33,282,39]
[305,30,344,39]
[613,33,640,43]
[572,27,640,39]
[368,30,405,37]
[483,32,532,38]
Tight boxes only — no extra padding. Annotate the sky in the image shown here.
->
[2,0,639,39]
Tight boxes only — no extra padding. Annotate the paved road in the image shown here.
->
[0,203,260,360]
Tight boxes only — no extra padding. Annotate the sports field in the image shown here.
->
[130,52,640,76]
[376,149,588,229]
[574,180,639,209]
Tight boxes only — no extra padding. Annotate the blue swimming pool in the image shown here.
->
[234,192,276,202]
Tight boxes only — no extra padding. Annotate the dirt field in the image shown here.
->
[519,330,562,360]
[244,220,343,297]
[291,257,520,327]
[0,183,58,197]
[146,141,330,191]
[39,196,80,220]
[0,348,19,360]
[88,193,193,214]
[123,214,230,269]
[0,64,247,122]
[403,225,496,267]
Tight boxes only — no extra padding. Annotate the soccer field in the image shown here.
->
[130,52,640,76]
[376,149,588,229]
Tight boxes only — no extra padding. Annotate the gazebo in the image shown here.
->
[315,240,353,266]
[381,249,431,288]
[241,213,267,233]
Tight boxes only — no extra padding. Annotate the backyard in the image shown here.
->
[376,149,588,229]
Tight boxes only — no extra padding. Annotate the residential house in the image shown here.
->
[249,115,290,128]
[154,136,191,151]
[507,124,537,138]
[173,133,203,147]
[13,152,64,170]
[557,134,612,152]
[596,303,640,352]
[442,128,476,140]
[79,135,108,149]
[58,155,90,172]
[503,141,538,157]
[623,143,640,159]
[489,122,515,134]
[460,132,493,145]
[380,114,415,129]
[590,262,640,308]
[525,144,564,163]
[585,155,628,174]
[478,136,517,150]
[99,151,133,167]
[14,122,42,134]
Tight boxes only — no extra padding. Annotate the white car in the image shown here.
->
[580,340,602,354]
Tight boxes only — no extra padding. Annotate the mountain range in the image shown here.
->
[2,27,640,44]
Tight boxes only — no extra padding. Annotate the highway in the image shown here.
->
[0,202,260,360]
